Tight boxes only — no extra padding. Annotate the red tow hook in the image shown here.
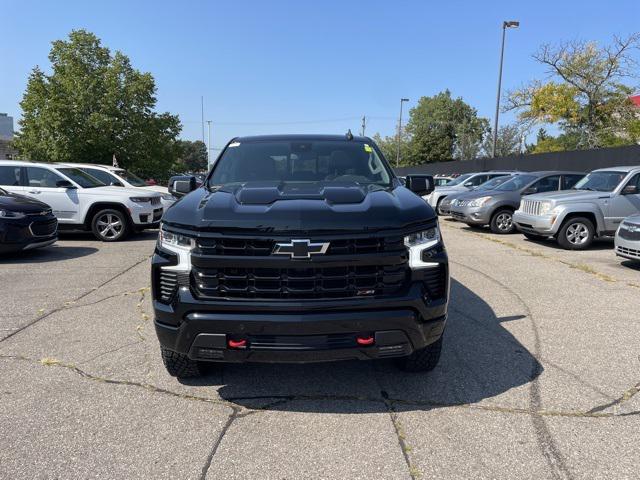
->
[356,335,375,346]
[228,338,247,349]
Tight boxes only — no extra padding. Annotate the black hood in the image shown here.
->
[0,191,52,213]
[163,182,436,234]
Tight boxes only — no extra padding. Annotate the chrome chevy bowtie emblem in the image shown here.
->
[272,239,330,259]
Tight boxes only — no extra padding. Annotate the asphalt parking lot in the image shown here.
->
[1,225,638,480]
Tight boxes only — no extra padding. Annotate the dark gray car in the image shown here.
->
[448,171,584,233]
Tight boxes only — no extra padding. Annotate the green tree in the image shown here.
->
[507,33,640,150]
[481,124,522,157]
[14,29,181,179]
[176,140,208,172]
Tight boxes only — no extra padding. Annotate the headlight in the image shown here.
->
[467,196,491,208]
[161,193,176,201]
[0,209,26,219]
[404,227,441,269]
[157,225,195,272]
[130,196,153,203]
[539,201,553,215]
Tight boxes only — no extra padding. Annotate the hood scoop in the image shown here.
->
[232,182,367,205]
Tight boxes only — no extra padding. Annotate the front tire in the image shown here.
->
[397,336,443,373]
[557,217,595,250]
[160,346,202,378]
[91,209,130,242]
[490,209,515,234]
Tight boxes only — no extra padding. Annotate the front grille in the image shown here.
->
[423,265,447,299]
[619,224,640,241]
[247,333,360,351]
[151,197,161,206]
[195,236,404,257]
[521,199,542,215]
[617,245,640,259]
[192,263,407,300]
[29,219,57,237]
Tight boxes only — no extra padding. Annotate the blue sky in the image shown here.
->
[1,0,639,153]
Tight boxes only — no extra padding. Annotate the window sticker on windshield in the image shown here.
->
[228,142,241,148]
[363,144,373,153]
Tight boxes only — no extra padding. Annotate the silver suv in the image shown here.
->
[513,166,640,250]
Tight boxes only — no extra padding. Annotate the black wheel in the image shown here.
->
[160,346,202,378]
[490,209,515,234]
[91,209,130,242]
[523,232,547,242]
[397,336,443,373]
[557,217,595,250]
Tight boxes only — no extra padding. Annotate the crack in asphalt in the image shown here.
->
[451,260,574,480]
[199,408,240,480]
[587,381,640,415]
[0,256,150,344]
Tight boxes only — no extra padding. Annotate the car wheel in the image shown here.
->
[397,336,443,373]
[91,209,130,242]
[523,232,547,242]
[435,197,445,216]
[490,209,515,234]
[160,346,202,378]
[557,217,594,250]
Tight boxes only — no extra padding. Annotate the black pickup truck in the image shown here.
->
[152,134,449,377]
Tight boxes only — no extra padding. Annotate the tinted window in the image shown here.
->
[81,168,119,186]
[0,166,22,186]
[443,173,472,186]
[468,175,489,186]
[625,173,640,191]
[531,175,560,193]
[474,175,512,191]
[573,171,627,192]
[56,168,105,188]
[116,169,147,187]
[26,167,64,188]
[494,175,537,192]
[562,174,584,190]
[209,140,392,186]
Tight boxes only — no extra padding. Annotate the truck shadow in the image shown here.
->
[205,278,542,413]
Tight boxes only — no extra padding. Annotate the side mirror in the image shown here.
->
[622,184,638,195]
[463,181,474,188]
[405,175,434,196]
[56,180,76,189]
[168,175,197,197]
[522,186,537,195]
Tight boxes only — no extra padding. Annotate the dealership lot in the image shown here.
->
[0,226,638,479]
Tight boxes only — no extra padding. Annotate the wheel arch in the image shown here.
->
[84,202,132,228]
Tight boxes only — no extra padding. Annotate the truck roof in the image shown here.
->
[593,165,640,173]
[232,134,371,143]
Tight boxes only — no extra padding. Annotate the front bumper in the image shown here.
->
[449,205,491,225]
[513,211,558,236]
[130,205,163,225]
[0,215,58,253]
[152,250,449,364]
[614,232,640,261]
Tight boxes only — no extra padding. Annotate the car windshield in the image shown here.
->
[209,140,393,187]
[56,168,105,188]
[474,175,512,191]
[444,173,472,186]
[572,171,627,192]
[493,175,537,192]
[116,169,147,187]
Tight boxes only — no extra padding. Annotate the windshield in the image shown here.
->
[573,171,627,192]
[474,175,513,191]
[209,140,393,187]
[444,173,472,186]
[56,168,105,188]
[494,175,537,192]
[116,169,147,187]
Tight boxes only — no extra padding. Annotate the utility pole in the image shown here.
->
[492,20,519,158]
[361,116,366,137]
[201,96,205,144]
[206,120,212,169]
[396,98,409,167]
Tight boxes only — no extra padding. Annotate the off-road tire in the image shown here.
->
[161,346,202,378]
[91,208,130,242]
[397,336,443,373]
[489,208,515,234]
[557,216,595,250]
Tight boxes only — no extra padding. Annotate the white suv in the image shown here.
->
[66,163,176,209]
[0,161,163,242]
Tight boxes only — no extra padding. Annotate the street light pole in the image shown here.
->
[396,98,409,167]
[206,120,212,169]
[492,20,519,158]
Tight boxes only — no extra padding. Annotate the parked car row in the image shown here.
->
[429,166,640,262]
[0,160,177,253]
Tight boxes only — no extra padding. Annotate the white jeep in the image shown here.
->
[0,160,163,241]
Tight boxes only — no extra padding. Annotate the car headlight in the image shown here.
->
[158,225,195,272]
[0,209,26,219]
[161,193,176,201]
[130,196,153,203]
[404,227,441,269]
[539,201,553,215]
[467,196,491,208]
